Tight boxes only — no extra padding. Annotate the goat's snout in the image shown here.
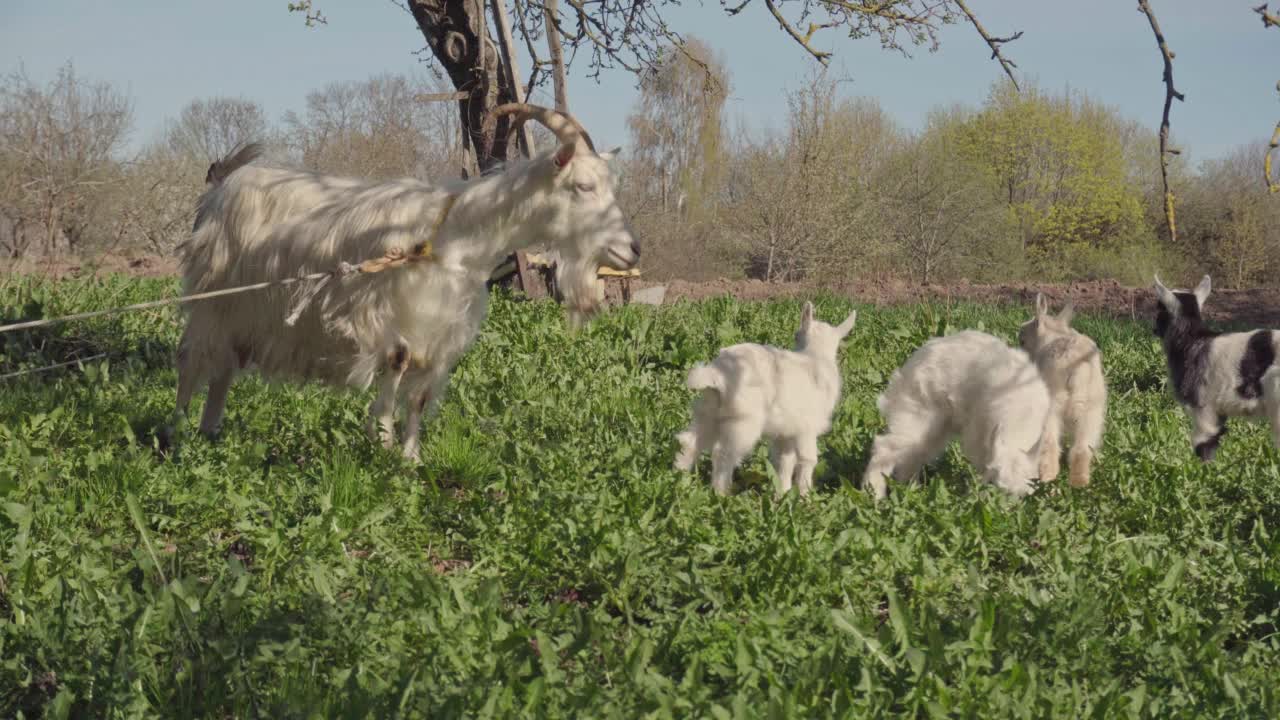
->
[630,238,642,258]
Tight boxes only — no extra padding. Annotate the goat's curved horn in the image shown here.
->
[491,102,597,153]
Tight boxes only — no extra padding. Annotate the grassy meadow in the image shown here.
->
[1,275,1279,718]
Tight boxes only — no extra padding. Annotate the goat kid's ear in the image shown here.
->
[800,301,815,331]
[1034,292,1049,319]
[987,422,1004,454]
[1153,274,1179,313]
[837,310,858,337]
[598,146,622,162]
[1194,275,1212,307]
[1058,300,1074,325]
[553,142,577,172]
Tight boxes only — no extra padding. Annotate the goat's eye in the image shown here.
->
[574,182,596,194]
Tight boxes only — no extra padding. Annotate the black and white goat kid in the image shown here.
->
[1152,274,1280,461]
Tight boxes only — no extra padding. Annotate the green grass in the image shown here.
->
[1,275,1278,718]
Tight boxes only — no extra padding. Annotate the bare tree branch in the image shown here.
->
[764,0,833,65]
[1137,0,1185,242]
[287,0,328,26]
[953,0,1022,91]
[415,91,472,102]
[1256,5,1280,193]
[1266,117,1280,194]
[1255,3,1280,27]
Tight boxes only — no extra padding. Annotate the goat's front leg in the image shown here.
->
[1189,406,1226,462]
[400,367,449,462]
[169,344,198,435]
[367,345,409,449]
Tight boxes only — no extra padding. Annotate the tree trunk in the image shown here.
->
[544,0,569,112]
[409,0,517,172]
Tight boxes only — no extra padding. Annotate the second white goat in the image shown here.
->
[862,330,1051,500]
[673,302,857,496]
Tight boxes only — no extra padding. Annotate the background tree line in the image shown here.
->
[3,41,1278,288]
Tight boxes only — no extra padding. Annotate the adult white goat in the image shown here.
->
[862,331,1050,500]
[172,104,639,459]
[1153,274,1280,460]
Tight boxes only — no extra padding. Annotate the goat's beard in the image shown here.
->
[555,254,605,329]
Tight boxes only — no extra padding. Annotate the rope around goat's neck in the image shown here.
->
[284,194,456,325]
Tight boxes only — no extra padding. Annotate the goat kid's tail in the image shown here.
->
[205,142,264,186]
[686,363,726,393]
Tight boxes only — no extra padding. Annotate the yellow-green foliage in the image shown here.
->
[954,84,1151,274]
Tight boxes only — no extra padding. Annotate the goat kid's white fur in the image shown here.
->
[673,302,857,496]
[1018,294,1107,487]
[173,106,638,459]
[863,331,1051,500]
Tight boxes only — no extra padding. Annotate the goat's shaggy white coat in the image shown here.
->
[1153,275,1280,460]
[1018,294,1107,487]
[173,107,638,459]
[862,330,1051,500]
[673,302,857,496]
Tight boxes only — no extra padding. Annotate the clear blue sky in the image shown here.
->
[1,0,1273,165]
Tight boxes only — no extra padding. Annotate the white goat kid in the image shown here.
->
[1153,274,1280,460]
[862,331,1051,500]
[673,302,857,497]
[1018,293,1107,487]
[173,104,638,459]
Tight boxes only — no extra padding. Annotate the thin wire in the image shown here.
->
[0,271,335,336]
[0,353,108,381]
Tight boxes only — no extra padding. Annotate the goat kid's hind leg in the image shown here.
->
[1066,400,1104,488]
[769,437,798,497]
[674,392,720,472]
[792,436,819,498]
[709,416,764,496]
[862,415,948,501]
[1037,404,1063,483]
[1189,406,1226,462]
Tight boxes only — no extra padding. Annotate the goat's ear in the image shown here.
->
[553,142,577,172]
[800,301,815,331]
[1194,275,1212,307]
[1034,292,1049,319]
[987,422,1004,454]
[1153,274,1179,313]
[837,310,857,337]
[598,146,622,161]
[1058,300,1074,325]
